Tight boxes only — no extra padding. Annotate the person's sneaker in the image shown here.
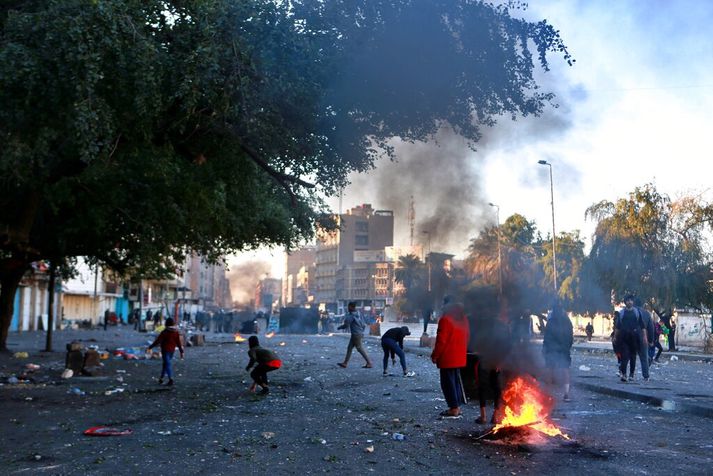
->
[620,376,628,382]
[383,372,389,377]
[337,362,347,368]
[643,377,650,383]
[158,378,164,385]
[563,394,571,402]
[474,416,487,424]
[259,387,270,395]
[404,371,416,377]
[167,379,174,386]
[628,375,635,382]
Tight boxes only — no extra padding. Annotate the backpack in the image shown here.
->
[620,308,641,334]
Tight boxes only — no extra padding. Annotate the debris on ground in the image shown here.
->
[83,426,133,437]
[13,352,29,359]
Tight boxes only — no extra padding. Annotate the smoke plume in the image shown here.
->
[227,260,271,306]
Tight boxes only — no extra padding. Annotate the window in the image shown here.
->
[356,221,368,232]
[355,235,368,246]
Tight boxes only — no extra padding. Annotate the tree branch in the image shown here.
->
[237,142,315,206]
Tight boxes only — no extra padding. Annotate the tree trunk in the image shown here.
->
[45,262,57,352]
[0,262,29,351]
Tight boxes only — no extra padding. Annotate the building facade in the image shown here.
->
[315,204,394,314]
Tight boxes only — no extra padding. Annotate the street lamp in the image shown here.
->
[538,160,557,292]
[488,202,503,296]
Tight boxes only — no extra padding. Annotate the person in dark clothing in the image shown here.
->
[634,298,653,380]
[543,300,574,401]
[147,318,184,386]
[422,308,433,335]
[474,317,509,424]
[103,309,110,331]
[245,336,281,395]
[669,318,677,351]
[617,295,645,382]
[585,322,594,341]
[381,326,415,377]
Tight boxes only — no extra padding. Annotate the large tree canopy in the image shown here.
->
[0,0,570,348]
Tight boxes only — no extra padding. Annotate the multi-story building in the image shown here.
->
[282,246,316,307]
[255,278,282,313]
[315,204,394,314]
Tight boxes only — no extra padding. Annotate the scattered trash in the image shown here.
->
[61,369,74,379]
[25,397,34,401]
[7,376,19,384]
[304,377,313,382]
[68,387,85,396]
[578,365,591,371]
[302,339,308,344]
[279,342,286,347]
[83,426,133,437]
[116,370,127,374]
[104,388,125,396]
[320,439,327,445]
[670,355,679,361]
[25,363,41,372]
[364,445,375,453]
[13,352,29,359]
[262,432,275,440]
[392,433,406,441]
[157,430,172,435]
[33,454,42,461]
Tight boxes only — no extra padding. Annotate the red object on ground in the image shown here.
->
[83,426,133,437]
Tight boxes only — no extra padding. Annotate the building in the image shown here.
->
[282,246,316,307]
[62,259,127,325]
[315,204,394,314]
[8,261,61,332]
[255,278,282,313]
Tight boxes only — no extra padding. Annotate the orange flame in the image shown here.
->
[492,376,569,439]
[265,331,276,338]
[233,333,247,343]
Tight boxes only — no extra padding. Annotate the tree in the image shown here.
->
[586,184,713,313]
[0,0,571,349]
[394,254,425,292]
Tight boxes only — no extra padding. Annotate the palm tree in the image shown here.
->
[394,254,424,294]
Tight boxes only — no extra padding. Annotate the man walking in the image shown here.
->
[617,295,645,382]
[634,298,654,381]
[337,302,373,369]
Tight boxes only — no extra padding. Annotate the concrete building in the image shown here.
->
[61,258,126,326]
[7,261,61,332]
[315,204,394,314]
[282,246,316,307]
[255,278,282,313]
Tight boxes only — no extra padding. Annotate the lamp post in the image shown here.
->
[537,160,557,292]
[488,202,503,296]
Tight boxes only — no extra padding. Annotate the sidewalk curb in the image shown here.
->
[574,381,713,420]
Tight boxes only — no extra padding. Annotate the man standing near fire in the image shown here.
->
[337,302,373,369]
[616,294,646,382]
[543,300,573,402]
[431,296,470,419]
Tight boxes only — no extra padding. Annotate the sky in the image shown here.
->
[229,0,713,280]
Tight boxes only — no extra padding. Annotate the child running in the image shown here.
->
[147,317,184,386]
[245,336,281,395]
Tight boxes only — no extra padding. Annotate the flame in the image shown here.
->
[492,376,569,440]
[233,333,247,343]
[265,331,276,338]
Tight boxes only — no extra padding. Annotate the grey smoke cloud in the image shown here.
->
[227,261,271,305]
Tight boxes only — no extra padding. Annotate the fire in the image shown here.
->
[492,376,569,440]
[233,333,247,343]
[265,331,276,338]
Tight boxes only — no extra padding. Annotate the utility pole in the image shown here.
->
[538,160,558,292]
[488,203,503,297]
[408,196,415,246]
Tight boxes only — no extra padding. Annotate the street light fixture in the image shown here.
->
[488,202,503,296]
[537,160,558,292]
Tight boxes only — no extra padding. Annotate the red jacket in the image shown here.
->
[149,328,184,354]
[431,304,470,369]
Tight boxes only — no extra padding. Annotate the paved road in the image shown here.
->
[1,328,712,475]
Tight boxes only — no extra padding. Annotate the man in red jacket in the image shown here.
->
[431,297,470,418]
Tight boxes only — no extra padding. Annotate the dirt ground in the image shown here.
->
[1,328,712,475]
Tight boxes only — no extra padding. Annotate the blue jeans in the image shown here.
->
[440,368,465,409]
[381,337,406,373]
[161,351,175,379]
